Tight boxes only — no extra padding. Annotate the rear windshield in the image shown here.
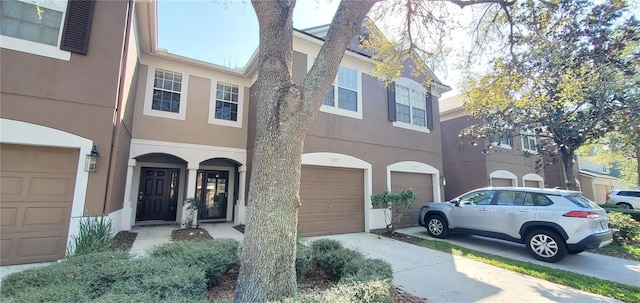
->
[565,195,600,209]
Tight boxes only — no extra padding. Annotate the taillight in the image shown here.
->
[563,211,600,218]
[606,192,611,200]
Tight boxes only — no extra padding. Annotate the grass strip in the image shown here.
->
[414,238,640,303]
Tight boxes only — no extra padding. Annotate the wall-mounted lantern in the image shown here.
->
[84,145,99,172]
[439,175,447,186]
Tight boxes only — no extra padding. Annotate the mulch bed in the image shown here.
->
[112,231,137,251]
[171,228,214,241]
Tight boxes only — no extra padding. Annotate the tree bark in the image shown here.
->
[560,148,579,190]
[235,1,377,302]
[635,145,640,188]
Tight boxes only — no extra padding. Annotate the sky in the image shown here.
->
[158,0,340,69]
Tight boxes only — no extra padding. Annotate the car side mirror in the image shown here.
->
[451,199,460,206]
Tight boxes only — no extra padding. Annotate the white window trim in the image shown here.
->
[491,141,512,149]
[392,77,430,133]
[319,66,363,120]
[209,81,243,128]
[0,0,71,60]
[143,66,189,120]
[520,132,538,153]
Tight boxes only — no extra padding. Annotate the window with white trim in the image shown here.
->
[143,66,189,120]
[215,82,239,121]
[395,84,426,127]
[491,135,511,146]
[321,66,361,118]
[0,0,71,60]
[521,132,538,152]
[152,68,183,113]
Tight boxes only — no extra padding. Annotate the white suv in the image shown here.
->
[606,190,640,209]
[418,187,613,262]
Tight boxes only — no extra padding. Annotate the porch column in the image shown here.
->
[235,165,247,225]
[182,163,199,227]
[120,159,136,231]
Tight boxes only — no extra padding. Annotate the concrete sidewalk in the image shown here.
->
[311,233,623,303]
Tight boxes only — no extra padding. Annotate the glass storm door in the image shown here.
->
[137,168,179,221]
[195,170,228,220]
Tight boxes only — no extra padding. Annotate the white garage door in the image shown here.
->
[1,144,78,265]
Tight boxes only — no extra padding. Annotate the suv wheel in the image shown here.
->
[426,215,449,238]
[616,202,633,209]
[525,229,567,263]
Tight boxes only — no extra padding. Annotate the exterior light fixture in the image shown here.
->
[439,176,447,186]
[84,145,99,172]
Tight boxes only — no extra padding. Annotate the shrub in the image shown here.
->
[296,244,315,280]
[277,280,392,303]
[3,283,91,303]
[605,207,640,222]
[69,216,114,256]
[310,239,343,254]
[340,258,393,284]
[150,238,240,287]
[315,248,365,281]
[608,212,640,245]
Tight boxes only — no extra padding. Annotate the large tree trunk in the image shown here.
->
[560,148,579,190]
[635,145,640,188]
[235,1,377,302]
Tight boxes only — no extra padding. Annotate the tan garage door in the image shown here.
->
[299,166,364,237]
[391,172,433,228]
[595,184,609,204]
[1,144,78,265]
[524,180,540,188]
[492,178,513,187]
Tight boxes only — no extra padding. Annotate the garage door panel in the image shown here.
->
[391,172,434,228]
[524,180,539,188]
[299,166,364,237]
[0,143,77,265]
[492,178,513,187]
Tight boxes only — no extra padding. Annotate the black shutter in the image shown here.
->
[426,88,435,130]
[60,0,95,55]
[387,82,396,121]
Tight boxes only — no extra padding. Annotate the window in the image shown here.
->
[459,190,496,206]
[209,81,243,127]
[395,84,426,127]
[0,0,92,60]
[143,66,189,120]
[388,78,432,132]
[320,66,361,119]
[152,69,183,113]
[521,132,538,152]
[215,82,239,121]
[491,134,511,147]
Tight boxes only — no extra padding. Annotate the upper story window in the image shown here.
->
[143,66,189,120]
[209,81,243,128]
[0,0,95,60]
[491,134,512,147]
[388,77,432,133]
[152,69,183,113]
[521,132,538,152]
[320,66,362,119]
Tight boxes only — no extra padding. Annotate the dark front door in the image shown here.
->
[195,170,229,220]
[137,167,179,221]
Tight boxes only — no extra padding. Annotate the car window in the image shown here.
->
[495,191,528,206]
[620,191,640,198]
[459,190,495,205]
[535,194,553,206]
[565,194,599,209]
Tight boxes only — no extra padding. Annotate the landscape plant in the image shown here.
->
[182,197,205,229]
[607,212,640,245]
[68,215,114,256]
[370,189,416,233]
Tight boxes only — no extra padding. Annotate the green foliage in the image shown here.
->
[183,197,205,229]
[607,212,640,245]
[314,248,365,281]
[0,251,209,302]
[69,216,114,256]
[277,280,392,303]
[296,244,316,280]
[310,239,343,254]
[578,134,639,188]
[604,206,640,222]
[371,189,416,231]
[340,258,393,284]
[149,239,240,287]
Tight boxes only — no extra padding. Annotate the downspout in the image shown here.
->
[103,0,135,215]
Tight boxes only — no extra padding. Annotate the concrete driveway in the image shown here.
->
[309,232,626,303]
[399,226,640,288]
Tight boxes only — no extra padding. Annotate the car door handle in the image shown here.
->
[479,208,489,211]
[519,209,530,212]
